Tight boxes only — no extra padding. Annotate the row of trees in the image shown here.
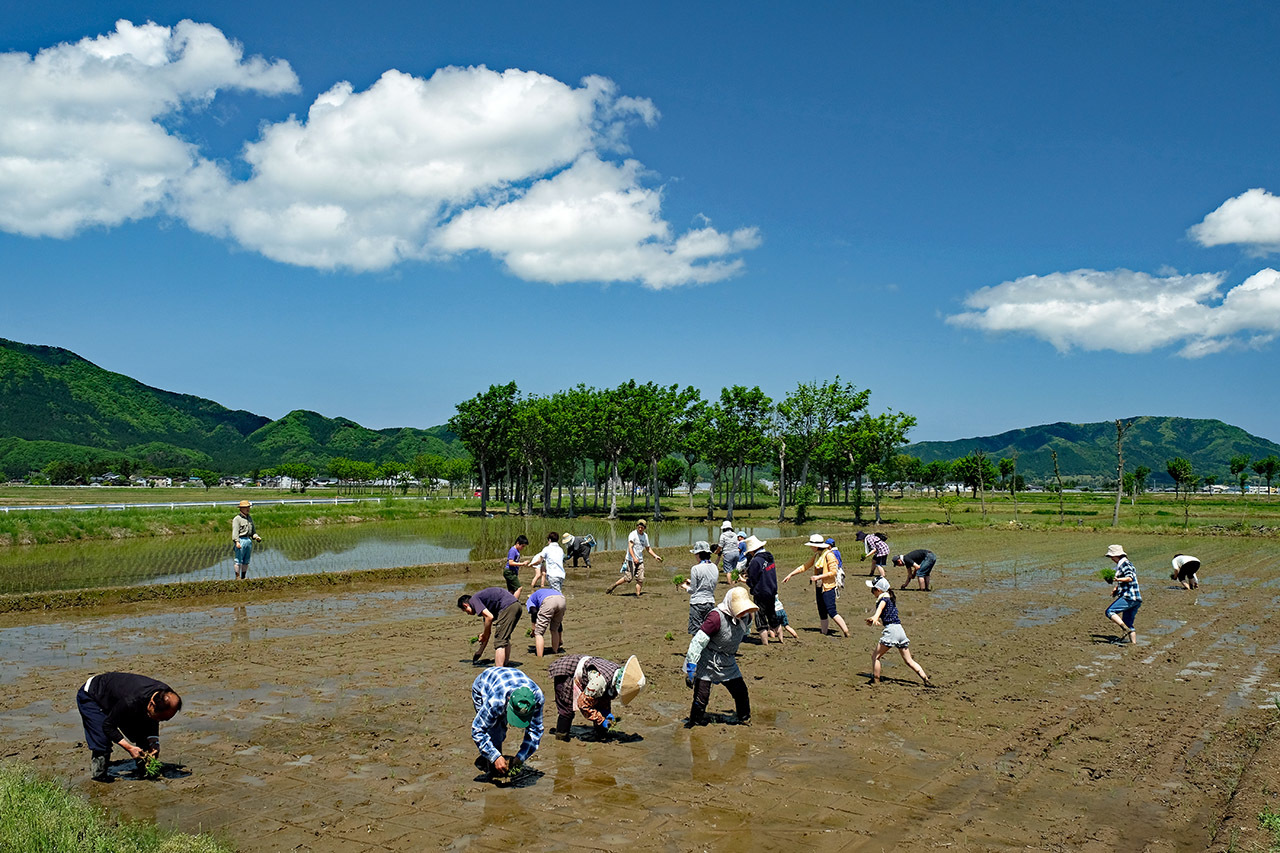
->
[447,378,917,523]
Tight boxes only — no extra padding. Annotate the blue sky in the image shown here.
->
[4,2,1280,443]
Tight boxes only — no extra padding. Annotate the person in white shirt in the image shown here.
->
[529,532,567,592]
[606,519,664,597]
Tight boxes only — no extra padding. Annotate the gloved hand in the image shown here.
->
[684,662,696,689]
[602,713,616,730]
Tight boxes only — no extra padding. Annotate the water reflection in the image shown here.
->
[0,516,801,594]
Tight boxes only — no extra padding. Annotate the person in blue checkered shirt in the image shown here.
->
[1103,544,1141,644]
[470,667,544,778]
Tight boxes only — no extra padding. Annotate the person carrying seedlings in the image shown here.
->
[528,531,566,592]
[504,535,531,597]
[77,672,182,783]
[894,549,938,591]
[742,535,781,644]
[864,578,933,687]
[458,587,525,667]
[470,667,543,779]
[857,530,890,577]
[684,588,758,726]
[606,519,664,596]
[1171,553,1201,590]
[562,532,596,568]
[548,654,645,741]
[681,541,720,635]
[231,500,262,580]
[526,587,566,657]
[782,534,851,637]
[1103,544,1142,644]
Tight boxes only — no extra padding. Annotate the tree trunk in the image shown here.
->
[479,458,488,514]
[726,463,740,520]
[652,457,663,520]
[608,456,619,519]
[776,440,787,523]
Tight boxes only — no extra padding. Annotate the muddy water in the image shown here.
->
[1,530,1279,851]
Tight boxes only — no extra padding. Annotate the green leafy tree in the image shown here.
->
[1166,457,1193,500]
[776,378,869,520]
[712,385,772,521]
[922,460,950,498]
[191,469,221,491]
[1253,455,1279,494]
[448,382,517,514]
[1229,454,1251,498]
[840,411,916,523]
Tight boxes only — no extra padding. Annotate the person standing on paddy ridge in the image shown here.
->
[782,534,851,637]
[894,549,937,591]
[681,541,720,635]
[526,587,566,658]
[231,500,261,580]
[1104,544,1142,644]
[606,519,663,596]
[470,667,543,778]
[743,535,781,644]
[458,586,524,667]
[718,520,739,581]
[684,588,758,727]
[548,654,645,741]
[1171,554,1201,590]
[528,531,566,592]
[864,578,932,687]
[504,535,530,597]
[857,530,890,577]
[77,672,182,782]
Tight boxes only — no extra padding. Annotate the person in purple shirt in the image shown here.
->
[504,535,530,596]
[458,586,524,667]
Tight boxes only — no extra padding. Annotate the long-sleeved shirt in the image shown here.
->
[687,560,719,605]
[470,668,544,763]
[86,672,171,747]
[745,550,777,597]
[231,514,255,541]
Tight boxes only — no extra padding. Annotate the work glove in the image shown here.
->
[602,713,616,730]
[684,662,697,689]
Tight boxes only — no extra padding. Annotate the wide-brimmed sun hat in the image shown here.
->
[1105,544,1127,558]
[690,540,711,554]
[721,520,734,530]
[613,656,646,706]
[506,685,539,728]
[805,534,828,548]
[866,577,891,591]
[855,531,867,541]
[238,500,252,508]
[724,587,759,618]
[742,534,767,552]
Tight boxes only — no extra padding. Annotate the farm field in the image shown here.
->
[0,529,1278,851]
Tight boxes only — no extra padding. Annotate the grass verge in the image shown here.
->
[0,761,232,852]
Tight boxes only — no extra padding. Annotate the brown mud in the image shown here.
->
[1,530,1278,852]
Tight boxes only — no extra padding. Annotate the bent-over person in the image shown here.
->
[77,672,182,782]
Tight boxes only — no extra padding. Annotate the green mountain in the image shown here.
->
[0,338,464,478]
[904,416,1280,484]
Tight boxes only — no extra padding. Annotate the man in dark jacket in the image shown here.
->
[742,535,782,644]
[77,672,182,782]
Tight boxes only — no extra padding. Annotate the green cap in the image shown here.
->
[506,686,538,728]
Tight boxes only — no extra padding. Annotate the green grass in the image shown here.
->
[1258,804,1280,850]
[0,761,232,852]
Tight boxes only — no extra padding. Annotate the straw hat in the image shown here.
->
[741,534,767,553]
[805,534,828,548]
[613,656,646,706]
[721,520,734,530]
[238,500,252,508]
[724,587,759,619]
[1105,544,1126,558]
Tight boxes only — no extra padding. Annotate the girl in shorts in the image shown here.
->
[865,578,932,686]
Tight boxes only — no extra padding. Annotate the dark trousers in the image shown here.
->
[690,677,749,722]
[76,687,113,757]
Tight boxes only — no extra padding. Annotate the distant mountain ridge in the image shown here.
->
[0,338,464,478]
[904,416,1280,483]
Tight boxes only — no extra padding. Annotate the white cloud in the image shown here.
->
[0,20,757,287]
[1188,187,1280,251]
[0,19,297,237]
[946,267,1280,358]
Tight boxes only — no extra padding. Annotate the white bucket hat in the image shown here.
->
[805,534,828,548]
[1105,544,1127,558]
[721,520,734,530]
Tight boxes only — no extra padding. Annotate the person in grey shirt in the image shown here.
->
[681,541,720,634]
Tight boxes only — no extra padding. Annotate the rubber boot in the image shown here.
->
[91,753,111,782]
[555,713,573,741]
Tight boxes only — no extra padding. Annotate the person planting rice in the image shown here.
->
[894,549,937,591]
[782,534,850,637]
[76,672,182,782]
[231,500,261,580]
[470,667,543,780]
[1103,544,1142,644]
[684,588,758,726]
[742,535,781,644]
[1171,553,1201,590]
[864,578,933,687]
[681,541,720,634]
[717,520,739,581]
[528,531,566,592]
[548,654,645,742]
[857,530,890,577]
[458,587,524,667]
[526,587,566,657]
[562,532,596,568]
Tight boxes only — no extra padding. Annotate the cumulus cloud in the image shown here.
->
[946,268,1280,358]
[0,20,757,287]
[1188,188,1280,251]
[0,19,297,237]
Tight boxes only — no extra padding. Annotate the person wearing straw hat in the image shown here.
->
[548,654,645,742]
[470,667,544,778]
[717,520,739,581]
[782,534,851,637]
[681,541,720,635]
[742,535,781,645]
[1170,554,1201,590]
[684,588,758,726]
[562,532,596,568]
[1103,544,1142,644]
[231,500,262,580]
